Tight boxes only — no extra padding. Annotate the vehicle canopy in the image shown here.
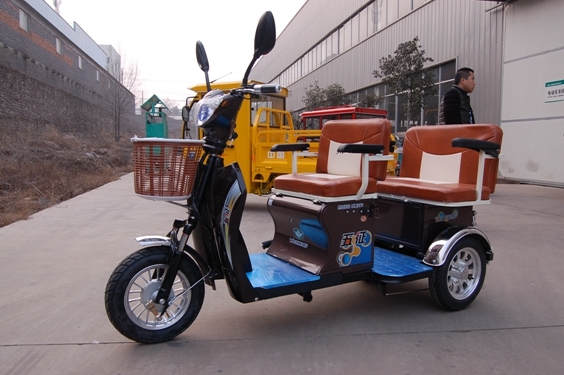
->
[299,105,388,130]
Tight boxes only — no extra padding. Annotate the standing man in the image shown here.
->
[439,67,476,124]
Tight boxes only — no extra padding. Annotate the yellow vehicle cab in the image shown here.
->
[185,81,317,194]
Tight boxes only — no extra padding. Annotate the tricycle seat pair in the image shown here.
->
[265,119,502,288]
[271,119,503,207]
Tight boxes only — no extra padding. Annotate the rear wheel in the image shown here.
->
[429,237,486,311]
[105,246,205,343]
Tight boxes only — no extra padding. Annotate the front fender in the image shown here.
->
[135,235,171,247]
[423,226,493,267]
[135,235,213,283]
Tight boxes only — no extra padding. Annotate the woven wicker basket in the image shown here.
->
[131,137,204,201]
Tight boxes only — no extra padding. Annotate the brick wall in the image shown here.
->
[0,0,141,135]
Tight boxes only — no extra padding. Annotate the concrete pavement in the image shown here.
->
[1,174,563,374]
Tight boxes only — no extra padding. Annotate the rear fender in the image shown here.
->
[423,227,493,267]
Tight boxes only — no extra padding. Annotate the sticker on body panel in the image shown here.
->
[221,181,242,267]
[337,230,372,267]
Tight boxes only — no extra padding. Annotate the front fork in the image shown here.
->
[150,216,197,318]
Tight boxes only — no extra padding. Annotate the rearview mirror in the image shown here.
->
[181,106,190,122]
[242,11,276,87]
[253,11,276,58]
[196,41,212,91]
[196,41,209,72]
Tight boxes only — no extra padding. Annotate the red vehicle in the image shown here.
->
[298,106,388,131]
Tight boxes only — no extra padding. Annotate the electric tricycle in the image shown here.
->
[105,11,503,343]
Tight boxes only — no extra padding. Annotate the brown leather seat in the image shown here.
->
[273,119,391,197]
[376,124,503,203]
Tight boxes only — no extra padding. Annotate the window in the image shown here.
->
[343,19,352,51]
[399,0,412,18]
[320,39,327,65]
[56,38,63,54]
[351,14,359,46]
[78,55,83,69]
[331,30,339,58]
[378,0,388,29]
[368,2,378,34]
[108,79,111,89]
[301,54,308,76]
[359,7,368,41]
[19,9,30,32]
[387,0,399,24]
[314,44,321,70]
[96,70,100,81]
[359,62,455,131]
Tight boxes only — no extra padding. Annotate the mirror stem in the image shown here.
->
[242,57,258,88]
[204,71,211,92]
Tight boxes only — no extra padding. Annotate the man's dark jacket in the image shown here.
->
[439,86,475,124]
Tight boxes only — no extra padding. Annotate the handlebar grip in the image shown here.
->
[254,84,281,94]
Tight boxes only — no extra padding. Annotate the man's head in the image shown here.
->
[455,67,476,93]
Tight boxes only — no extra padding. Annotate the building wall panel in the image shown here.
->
[500,0,564,186]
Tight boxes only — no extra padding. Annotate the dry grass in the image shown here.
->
[0,125,132,227]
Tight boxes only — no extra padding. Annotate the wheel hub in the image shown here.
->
[140,280,176,315]
[123,263,191,330]
[447,248,481,300]
[450,260,470,281]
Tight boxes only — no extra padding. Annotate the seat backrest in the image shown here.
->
[316,118,391,181]
[400,124,503,192]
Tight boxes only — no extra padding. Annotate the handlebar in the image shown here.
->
[253,84,281,94]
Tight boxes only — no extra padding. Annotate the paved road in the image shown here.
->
[1,174,563,375]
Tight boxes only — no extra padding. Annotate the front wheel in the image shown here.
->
[429,237,486,311]
[105,246,205,343]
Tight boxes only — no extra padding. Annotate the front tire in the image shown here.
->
[429,237,486,311]
[105,246,204,343]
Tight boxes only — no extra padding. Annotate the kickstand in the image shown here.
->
[299,291,313,302]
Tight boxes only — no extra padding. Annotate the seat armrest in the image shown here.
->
[337,144,384,154]
[452,138,501,158]
[271,143,311,174]
[336,143,390,201]
[452,138,501,202]
[271,143,310,152]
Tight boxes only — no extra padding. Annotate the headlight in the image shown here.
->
[195,90,224,127]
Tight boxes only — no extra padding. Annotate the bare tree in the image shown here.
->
[162,97,181,116]
[105,48,139,142]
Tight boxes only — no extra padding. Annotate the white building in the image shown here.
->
[251,0,564,187]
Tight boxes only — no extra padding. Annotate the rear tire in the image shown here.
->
[429,237,486,311]
[105,246,204,343]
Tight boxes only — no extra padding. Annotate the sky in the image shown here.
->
[48,0,306,109]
